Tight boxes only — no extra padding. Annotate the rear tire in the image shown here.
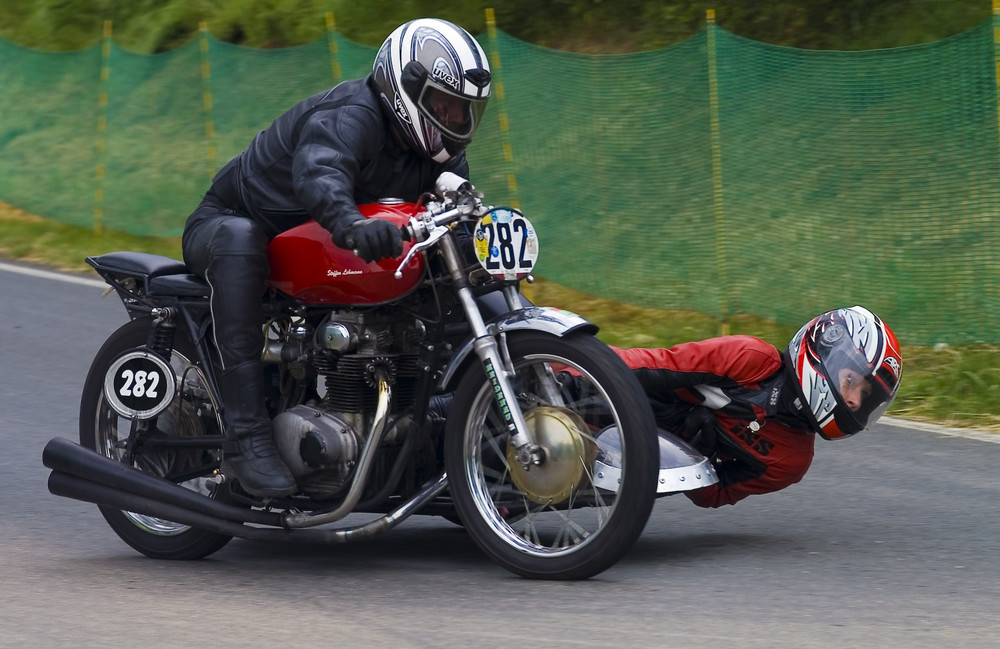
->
[80,318,234,559]
[444,331,658,579]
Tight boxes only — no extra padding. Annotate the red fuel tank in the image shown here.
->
[266,202,424,305]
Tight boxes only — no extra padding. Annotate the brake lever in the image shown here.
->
[393,226,448,279]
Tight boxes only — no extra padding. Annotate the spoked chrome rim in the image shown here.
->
[93,350,220,536]
[462,353,626,557]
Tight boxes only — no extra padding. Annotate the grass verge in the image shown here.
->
[2,200,996,433]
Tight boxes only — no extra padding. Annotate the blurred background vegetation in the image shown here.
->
[0,0,991,53]
[1,0,998,431]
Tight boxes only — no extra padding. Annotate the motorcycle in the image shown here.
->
[42,173,717,580]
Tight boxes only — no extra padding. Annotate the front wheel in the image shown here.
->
[444,331,658,579]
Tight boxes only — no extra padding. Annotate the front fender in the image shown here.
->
[592,427,720,495]
[437,306,599,391]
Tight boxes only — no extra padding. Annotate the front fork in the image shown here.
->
[438,235,544,467]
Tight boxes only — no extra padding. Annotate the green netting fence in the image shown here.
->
[2,15,1000,346]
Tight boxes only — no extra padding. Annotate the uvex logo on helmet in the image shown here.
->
[431,59,460,90]
[392,95,412,124]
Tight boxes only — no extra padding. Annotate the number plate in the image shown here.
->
[102,350,176,419]
[474,208,539,280]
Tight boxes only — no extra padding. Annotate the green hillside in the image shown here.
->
[0,0,991,54]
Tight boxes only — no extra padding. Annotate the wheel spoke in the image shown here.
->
[551,511,589,547]
[460,352,632,556]
[447,331,662,578]
[577,450,610,525]
[521,506,542,545]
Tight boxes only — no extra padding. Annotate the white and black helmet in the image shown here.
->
[372,18,492,162]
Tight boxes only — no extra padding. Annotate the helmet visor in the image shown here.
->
[415,80,489,142]
[818,326,899,433]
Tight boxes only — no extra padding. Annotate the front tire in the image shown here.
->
[444,331,658,579]
[80,317,234,559]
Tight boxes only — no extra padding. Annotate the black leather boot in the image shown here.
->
[219,361,297,498]
[182,216,296,497]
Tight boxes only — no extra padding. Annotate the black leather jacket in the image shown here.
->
[220,75,468,243]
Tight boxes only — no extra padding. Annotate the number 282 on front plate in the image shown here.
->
[474,208,539,281]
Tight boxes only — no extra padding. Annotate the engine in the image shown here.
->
[265,309,428,500]
[272,404,359,496]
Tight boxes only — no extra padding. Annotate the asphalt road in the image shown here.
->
[1,260,997,648]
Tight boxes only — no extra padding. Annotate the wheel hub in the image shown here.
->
[506,406,596,504]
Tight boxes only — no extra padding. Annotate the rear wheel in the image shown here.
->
[444,331,658,579]
[79,318,233,559]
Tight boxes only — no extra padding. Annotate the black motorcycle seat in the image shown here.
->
[148,273,211,297]
[86,252,211,298]
[87,252,188,278]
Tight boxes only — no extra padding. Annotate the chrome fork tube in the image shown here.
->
[437,234,538,464]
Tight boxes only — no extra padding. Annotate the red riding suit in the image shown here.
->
[614,336,817,508]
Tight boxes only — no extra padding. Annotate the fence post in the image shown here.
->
[199,23,217,179]
[994,1,1000,146]
[485,8,531,299]
[94,20,112,235]
[706,9,729,336]
[325,12,342,85]
[484,8,519,212]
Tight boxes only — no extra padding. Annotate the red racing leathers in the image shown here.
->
[614,336,816,508]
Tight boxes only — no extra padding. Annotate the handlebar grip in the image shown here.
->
[400,224,412,242]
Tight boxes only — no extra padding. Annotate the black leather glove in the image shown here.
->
[684,406,719,457]
[341,218,403,263]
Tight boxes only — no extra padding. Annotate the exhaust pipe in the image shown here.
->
[42,436,280,526]
[41,437,449,544]
[48,469,279,540]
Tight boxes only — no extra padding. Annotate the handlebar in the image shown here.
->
[392,206,467,278]
[344,172,483,272]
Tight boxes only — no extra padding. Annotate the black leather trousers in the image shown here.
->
[182,162,269,370]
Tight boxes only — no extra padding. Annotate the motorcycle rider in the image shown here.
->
[614,306,901,507]
[181,18,492,497]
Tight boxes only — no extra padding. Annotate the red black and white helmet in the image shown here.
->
[371,18,491,163]
[785,306,902,440]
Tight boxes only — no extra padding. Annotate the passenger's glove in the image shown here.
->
[341,219,403,263]
[684,406,719,458]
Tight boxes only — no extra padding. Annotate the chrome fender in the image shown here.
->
[593,427,719,494]
[437,306,598,391]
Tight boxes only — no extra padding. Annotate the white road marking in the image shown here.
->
[880,416,1000,444]
[0,260,106,289]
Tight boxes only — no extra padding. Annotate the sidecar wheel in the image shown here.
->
[80,318,234,560]
[445,331,658,580]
